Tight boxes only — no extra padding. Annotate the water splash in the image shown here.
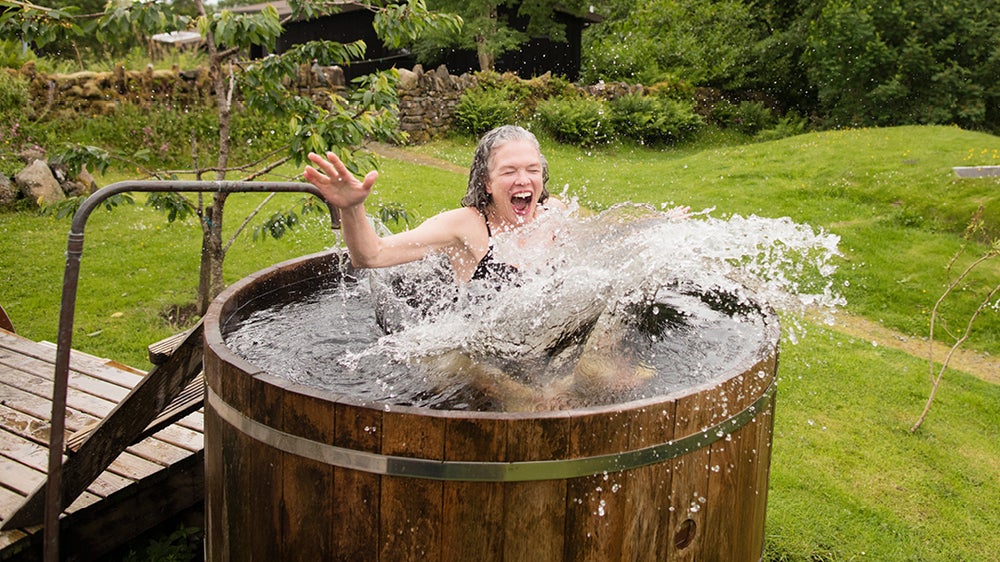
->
[226,204,843,411]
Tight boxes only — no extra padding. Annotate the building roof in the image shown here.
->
[151,30,204,45]
[230,0,365,20]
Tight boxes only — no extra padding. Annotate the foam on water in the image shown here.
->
[224,203,844,411]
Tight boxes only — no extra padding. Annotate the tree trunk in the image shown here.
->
[195,12,236,315]
[476,5,498,72]
[196,198,229,315]
[477,34,495,72]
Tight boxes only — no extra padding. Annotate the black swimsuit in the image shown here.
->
[471,213,519,283]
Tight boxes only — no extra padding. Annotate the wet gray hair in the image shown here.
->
[461,125,550,210]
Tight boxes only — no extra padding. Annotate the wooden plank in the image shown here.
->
[0,455,44,496]
[0,380,182,489]
[0,390,171,492]
[441,415,506,562]
[0,306,13,333]
[147,330,192,365]
[0,378,102,437]
[0,347,133,403]
[144,419,204,453]
[668,390,715,562]
[134,375,203,443]
[622,402,676,562]
[124,437,191,468]
[0,402,52,447]
[203,386,226,561]
[276,382,334,561]
[502,415,570,561]
[332,401,381,560]
[65,374,204,453]
[379,410,444,562]
[0,332,143,389]
[0,426,50,473]
[101,450,164,482]
[0,486,30,528]
[1,327,207,561]
[0,361,127,421]
[34,339,148,383]
[564,408,631,561]
[0,428,133,501]
[1,322,204,530]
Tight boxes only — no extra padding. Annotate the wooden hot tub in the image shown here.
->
[203,249,779,561]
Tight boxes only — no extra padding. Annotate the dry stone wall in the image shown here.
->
[397,64,476,143]
[14,61,475,142]
[14,60,639,143]
[16,61,215,116]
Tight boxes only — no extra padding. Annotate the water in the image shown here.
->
[224,203,843,411]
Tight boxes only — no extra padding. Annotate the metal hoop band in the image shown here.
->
[206,380,775,482]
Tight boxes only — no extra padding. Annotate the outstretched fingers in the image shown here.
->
[304,152,379,209]
[305,151,349,185]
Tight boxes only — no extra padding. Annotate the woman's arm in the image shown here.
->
[304,151,478,270]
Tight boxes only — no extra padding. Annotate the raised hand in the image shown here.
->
[304,151,379,210]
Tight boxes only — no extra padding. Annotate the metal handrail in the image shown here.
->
[43,180,338,562]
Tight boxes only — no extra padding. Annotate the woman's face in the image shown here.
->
[485,139,545,228]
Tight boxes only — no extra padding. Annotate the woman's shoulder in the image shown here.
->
[413,206,486,246]
[428,206,483,228]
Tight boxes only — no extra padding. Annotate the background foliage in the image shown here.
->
[583,0,1000,133]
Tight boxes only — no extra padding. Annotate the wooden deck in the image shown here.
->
[0,328,204,560]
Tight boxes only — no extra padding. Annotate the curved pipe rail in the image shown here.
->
[43,181,337,562]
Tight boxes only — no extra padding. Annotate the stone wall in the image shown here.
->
[16,61,216,117]
[13,61,642,145]
[12,61,475,142]
[397,64,476,143]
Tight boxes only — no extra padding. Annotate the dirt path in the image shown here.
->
[825,313,999,385]
[371,144,1000,386]
[370,142,469,175]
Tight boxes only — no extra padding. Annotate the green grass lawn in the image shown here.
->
[2,125,999,560]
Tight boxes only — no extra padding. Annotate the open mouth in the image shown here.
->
[511,192,532,214]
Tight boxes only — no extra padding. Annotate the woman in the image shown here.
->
[305,125,653,410]
[304,125,566,284]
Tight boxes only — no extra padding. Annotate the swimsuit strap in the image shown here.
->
[481,209,493,238]
[472,209,519,285]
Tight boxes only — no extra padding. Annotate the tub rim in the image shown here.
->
[203,248,781,423]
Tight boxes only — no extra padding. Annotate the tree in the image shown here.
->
[803,0,1000,130]
[581,0,764,86]
[2,0,460,314]
[418,0,586,72]
[582,0,1000,132]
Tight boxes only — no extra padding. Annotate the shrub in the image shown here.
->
[0,73,38,176]
[534,95,612,146]
[49,103,220,172]
[710,100,777,135]
[0,71,28,123]
[230,107,290,161]
[804,0,1000,132]
[754,112,809,142]
[0,39,35,70]
[645,76,696,100]
[609,93,703,145]
[453,86,522,136]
